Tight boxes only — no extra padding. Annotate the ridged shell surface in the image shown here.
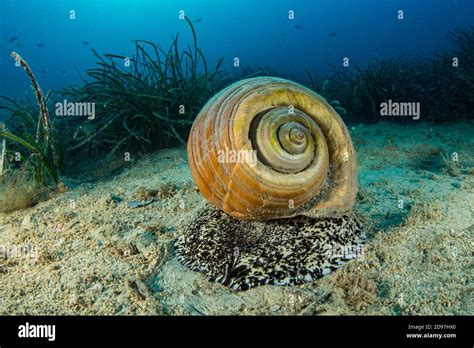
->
[187,77,357,220]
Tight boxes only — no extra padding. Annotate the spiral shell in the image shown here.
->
[187,77,357,220]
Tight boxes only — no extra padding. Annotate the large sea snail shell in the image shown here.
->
[179,77,363,291]
[187,77,357,220]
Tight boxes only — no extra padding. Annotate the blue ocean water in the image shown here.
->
[0,0,473,101]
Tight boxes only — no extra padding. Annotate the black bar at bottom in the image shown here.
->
[0,315,471,346]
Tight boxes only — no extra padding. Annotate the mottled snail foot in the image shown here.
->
[175,206,365,291]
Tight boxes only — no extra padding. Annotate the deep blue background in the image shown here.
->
[1,0,473,101]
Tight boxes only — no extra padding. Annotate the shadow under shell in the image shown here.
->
[175,207,365,291]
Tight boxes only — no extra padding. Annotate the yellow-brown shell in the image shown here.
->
[187,77,357,220]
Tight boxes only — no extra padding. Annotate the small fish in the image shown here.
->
[37,42,45,47]
[126,198,154,208]
[195,18,203,23]
[8,36,17,43]
[82,41,89,45]
[17,43,22,48]
[294,25,302,29]
[41,70,46,74]
[330,32,336,37]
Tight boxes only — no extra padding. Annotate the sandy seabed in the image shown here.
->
[0,122,472,315]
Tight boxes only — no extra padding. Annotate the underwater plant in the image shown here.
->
[444,25,474,120]
[60,17,225,167]
[0,124,5,177]
[440,151,460,177]
[0,52,59,187]
[310,58,421,123]
[306,26,474,124]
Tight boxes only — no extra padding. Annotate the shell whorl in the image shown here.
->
[187,77,358,220]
